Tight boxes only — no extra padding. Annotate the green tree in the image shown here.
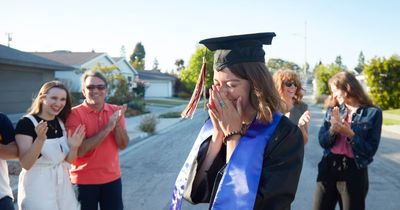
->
[267,58,301,74]
[335,55,342,67]
[335,55,348,70]
[175,58,185,72]
[363,55,400,110]
[152,57,160,71]
[355,51,365,73]
[107,74,133,105]
[130,42,146,70]
[180,47,214,91]
[314,63,341,97]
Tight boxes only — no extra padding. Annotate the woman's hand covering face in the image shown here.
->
[207,85,243,136]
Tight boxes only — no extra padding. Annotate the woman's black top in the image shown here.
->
[15,115,63,141]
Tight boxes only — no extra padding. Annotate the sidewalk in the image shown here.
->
[382,112,400,135]
[124,109,184,146]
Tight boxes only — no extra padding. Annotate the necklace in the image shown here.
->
[241,113,256,134]
[47,120,59,134]
[241,122,251,134]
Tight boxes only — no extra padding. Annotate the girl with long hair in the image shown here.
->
[15,81,85,210]
[313,71,382,210]
[171,33,304,210]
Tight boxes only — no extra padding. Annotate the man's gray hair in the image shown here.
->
[81,71,108,89]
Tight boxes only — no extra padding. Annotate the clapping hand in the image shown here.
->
[67,124,86,150]
[329,106,353,136]
[35,120,48,142]
[298,110,311,127]
[329,106,342,133]
[108,104,127,130]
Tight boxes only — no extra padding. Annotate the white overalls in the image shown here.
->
[18,115,78,210]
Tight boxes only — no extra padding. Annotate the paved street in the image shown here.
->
[119,101,400,210]
[119,110,208,210]
[293,103,400,210]
[10,100,399,210]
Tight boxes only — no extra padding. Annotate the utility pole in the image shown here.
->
[304,21,308,77]
[5,32,12,47]
[120,45,126,58]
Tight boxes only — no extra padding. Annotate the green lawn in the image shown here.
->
[145,98,188,107]
[383,108,400,125]
[383,118,400,125]
[384,109,400,115]
[159,112,182,118]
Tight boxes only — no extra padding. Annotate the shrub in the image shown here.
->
[132,80,146,99]
[70,92,83,106]
[159,112,181,118]
[128,99,146,113]
[314,63,341,97]
[364,55,400,110]
[176,91,192,99]
[107,75,133,105]
[139,114,159,134]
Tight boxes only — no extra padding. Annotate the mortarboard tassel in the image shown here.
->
[181,55,207,118]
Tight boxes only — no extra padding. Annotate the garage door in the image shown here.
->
[0,68,50,114]
[145,81,170,98]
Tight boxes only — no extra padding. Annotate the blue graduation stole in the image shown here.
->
[170,113,282,210]
[170,119,214,210]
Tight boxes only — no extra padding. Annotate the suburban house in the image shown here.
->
[0,44,73,120]
[33,51,138,93]
[137,70,177,98]
[112,57,139,88]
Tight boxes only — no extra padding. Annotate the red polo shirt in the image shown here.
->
[66,102,126,184]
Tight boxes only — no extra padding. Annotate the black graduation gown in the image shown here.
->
[184,116,304,210]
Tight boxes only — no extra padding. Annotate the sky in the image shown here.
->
[1,0,399,72]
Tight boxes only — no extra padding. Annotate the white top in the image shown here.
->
[17,115,78,210]
[0,159,13,200]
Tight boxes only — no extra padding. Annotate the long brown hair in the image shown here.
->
[228,62,284,124]
[326,71,373,108]
[27,80,72,122]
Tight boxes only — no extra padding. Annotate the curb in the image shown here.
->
[382,125,400,136]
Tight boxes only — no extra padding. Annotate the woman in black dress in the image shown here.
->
[171,32,304,210]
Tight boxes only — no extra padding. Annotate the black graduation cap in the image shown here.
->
[199,32,276,71]
[181,32,276,118]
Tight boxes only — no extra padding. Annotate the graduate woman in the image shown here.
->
[171,32,304,210]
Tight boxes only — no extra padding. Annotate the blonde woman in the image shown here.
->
[15,81,85,210]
